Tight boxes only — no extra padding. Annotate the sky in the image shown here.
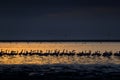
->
[0,0,120,40]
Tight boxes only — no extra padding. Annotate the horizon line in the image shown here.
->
[0,40,120,42]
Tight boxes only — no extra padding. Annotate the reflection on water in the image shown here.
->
[1,55,120,64]
[0,55,120,64]
[0,42,120,64]
[0,42,120,53]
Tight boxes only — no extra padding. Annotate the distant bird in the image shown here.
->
[91,51,101,56]
[114,51,120,56]
[102,51,112,57]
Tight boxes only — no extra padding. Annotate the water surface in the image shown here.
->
[0,42,120,64]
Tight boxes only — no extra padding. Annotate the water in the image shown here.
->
[0,42,120,80]
[0,42,120,53]
[0,42,120,64]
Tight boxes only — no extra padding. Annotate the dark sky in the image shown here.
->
[0,0,120,40]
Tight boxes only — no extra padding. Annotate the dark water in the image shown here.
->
[0,42,120,80]
[0,64,120,80]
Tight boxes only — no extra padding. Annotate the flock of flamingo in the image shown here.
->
[0,49,120,57]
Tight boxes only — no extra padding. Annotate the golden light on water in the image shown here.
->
[0,42,120,64]
[0,42,120,53]
[1,55,120,64]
